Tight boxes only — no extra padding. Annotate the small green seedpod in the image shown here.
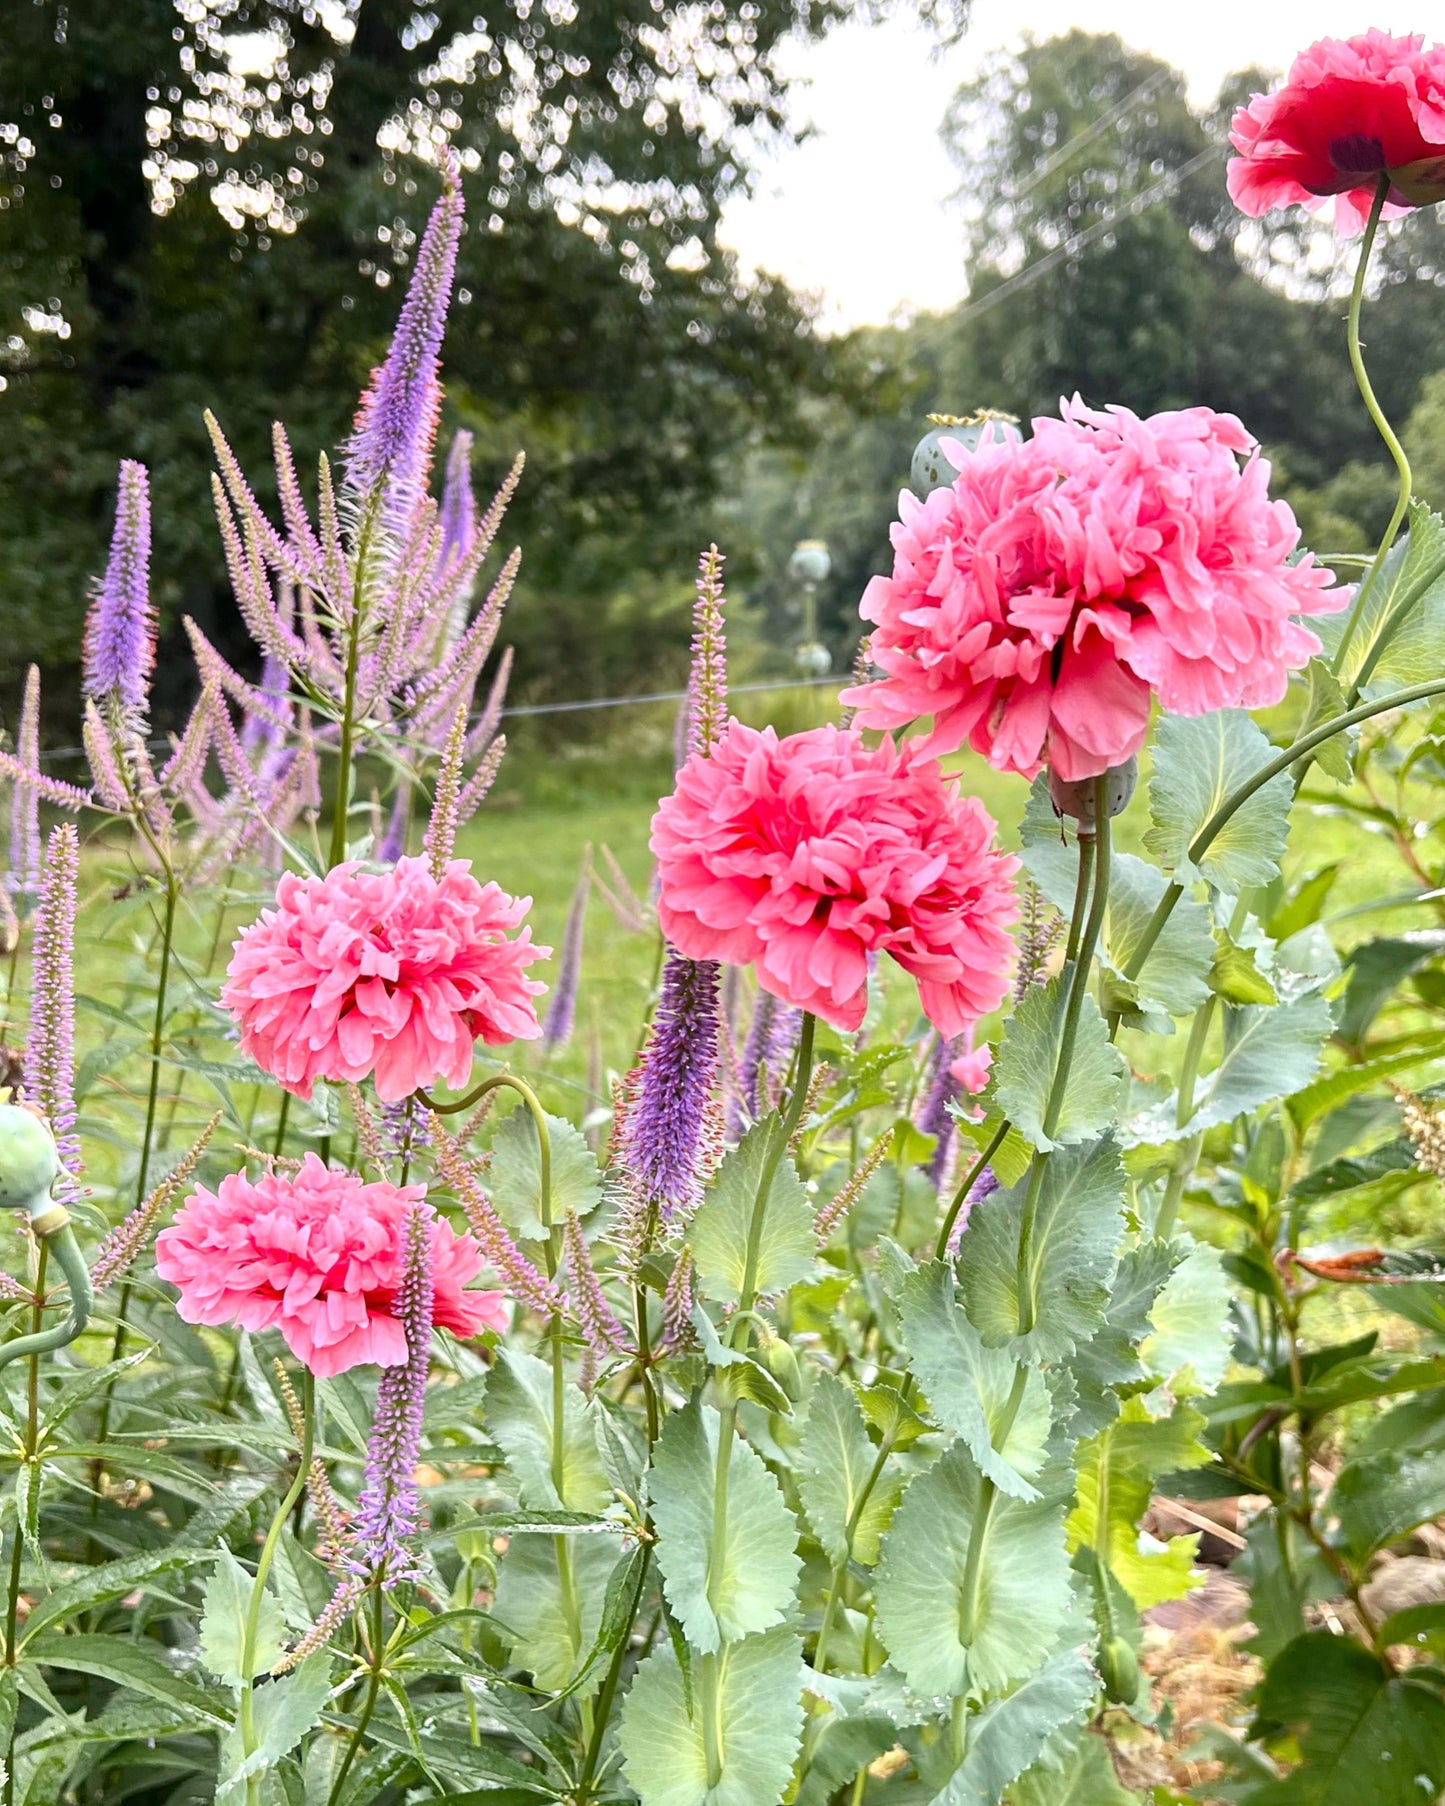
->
[1096,1633,1140,1704]
[0,1105,60,1219]
[761,1333,804,1404]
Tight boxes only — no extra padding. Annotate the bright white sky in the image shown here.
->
[719,3,1425,329]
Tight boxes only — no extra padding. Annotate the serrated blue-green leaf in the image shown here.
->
[199,1544,283,1685]
[688,1119,816,1306]
[896,1261,1052,1500]
[994,975,1123,1153]
[619,1627,804,1806]
[956,1138,1125,1364]
[1146,711,1292,891]
[493,1530,622,1694]
[797,1372,900,1567]
[1103,854,1214,1020]
[1325,500,1445,699]
[217,1651,332,1797]
[488,1107,602,1238]
[1141,1243,1232,1389]
[483,1348,612,1513]
[649,1399,800,1653]
[1008,1730,1144,1804]
[874,1445,1072,1697]
[1125,992,1333,1145]
[933,1652,1097,1805]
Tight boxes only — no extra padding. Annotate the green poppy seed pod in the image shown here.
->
[762,1334,804,1404]
[1047,756,1138,831]
[910,412,1022,496]
[787,539,831,587]
[1096,1634,1140,1704]
[0,1106,60,1218]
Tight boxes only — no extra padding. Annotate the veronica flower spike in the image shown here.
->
[83,460,155,734]
[344,145,464,544]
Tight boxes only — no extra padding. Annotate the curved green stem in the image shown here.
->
[1122,674,1445,986]
[1155,997,1215,1240]
[240,1368,316,1806]
[811,1428,895,1678]
[0,1221,91,1374]
[1334,177,1414,680]
[935,1118,1010,1261]
[1045,793,1112,1148]
[1062,832,1096,967]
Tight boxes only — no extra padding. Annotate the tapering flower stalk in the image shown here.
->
[430,1118,562,1318]
[914,1035,962,1189]
[26,826,81,1206]
[84,460,155,736]
[344,149,463,542]
[542,847,591,1050]
[814,1133,889,1245]
[624,955,722,1219]
[624,548,730,1214]
[563,1208,629,1361]
[7,667,42,906]
[90,1113,220,1290]
[351,1200,435,1583]
[730,989,802,1137]
[275,1361,353,1570]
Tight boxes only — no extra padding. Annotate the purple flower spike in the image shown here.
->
[26,825,81,1205]
[624,950,721,1219]
[438,430,477,569]
[351,1201,434,1582]
[84,460,154,727]
[8,666,42,902]
[914,1034,962,1189]
[947,1165,999,1256]
[730,989,801,1138]
[344,149,464,541]
[542,847,591,1050]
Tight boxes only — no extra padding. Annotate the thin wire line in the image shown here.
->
[31,671,848,765]
[952,144,1223,328]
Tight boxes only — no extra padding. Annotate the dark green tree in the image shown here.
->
[0,0,968,723]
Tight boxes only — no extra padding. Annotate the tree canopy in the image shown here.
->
[0,0,969,719]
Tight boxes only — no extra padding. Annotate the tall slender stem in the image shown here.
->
[1155,997,1215,1241]
[4,1243,49,1806]
[328,509,376,874]
[700,1015,817,1792]
[1334,178,1413,681]
[811,1429,895,1678]
[102,865,180,1413]
[240,1369,316,1806]
[950,777,1111,1743]
[1062,833,1096,967]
